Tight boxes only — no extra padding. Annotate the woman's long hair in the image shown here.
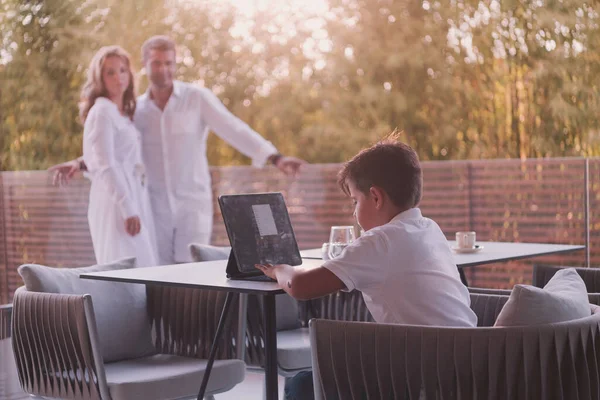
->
[79,45,136,123]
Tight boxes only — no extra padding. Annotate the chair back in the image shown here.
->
[146,285,240,360]
[11,286,109,400]
[310,298,600,400]
[533,264,600,292]
[301,291,374,324]
[0,303,11,340]
[469,292,510,327]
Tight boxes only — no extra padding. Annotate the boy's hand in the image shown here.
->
[255,263,280,280]
[256,262,345,300]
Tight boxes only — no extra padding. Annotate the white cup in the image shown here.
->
[456,231,476,249]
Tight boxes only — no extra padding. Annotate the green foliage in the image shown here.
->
[1,0,600,170]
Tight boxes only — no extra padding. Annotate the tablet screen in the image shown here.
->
[218,193,302,273]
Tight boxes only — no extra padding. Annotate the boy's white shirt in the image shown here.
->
[323,208,478,327]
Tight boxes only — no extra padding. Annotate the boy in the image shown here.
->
[256,138,477,399]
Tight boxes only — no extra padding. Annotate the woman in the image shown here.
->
[81,45,158,267]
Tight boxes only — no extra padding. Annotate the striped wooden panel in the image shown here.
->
[0,174,7,304]
[1,172,96,303]
[470,159,586,287]
[0,158,596,300]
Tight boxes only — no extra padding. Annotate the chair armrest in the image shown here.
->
[12,287,107,399]
[1,303,12,340]
[469,293,509,327]
[146,285,240,360]
[468,287,512,296]
[588,293,600,306]
[300,291,374,326]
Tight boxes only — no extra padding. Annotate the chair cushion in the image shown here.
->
[276,328,312,371]
[189,243,301,331]
[276,296,301,331]
[189,243,232,262]
[495,268,590,327]
[17,258,156,363]
[105,354,245,400]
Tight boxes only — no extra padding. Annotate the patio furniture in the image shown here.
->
[533,264,600,290]
[80,258,294,400]
[189,244,313,378]
[1,303,26,400]
[189,242,373,398]
[244,289,374,379]
[310,293,600,400]
[301,241,585,286]
[0,303,10,340]
[11,260,245,400]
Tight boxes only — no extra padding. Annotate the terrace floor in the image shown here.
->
[0,339,284,399]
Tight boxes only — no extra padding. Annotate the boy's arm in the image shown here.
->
[255,263,346,300]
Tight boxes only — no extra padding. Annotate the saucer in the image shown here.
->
[451,244,483,254]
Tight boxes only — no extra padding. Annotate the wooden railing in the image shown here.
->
[0,158,594,303]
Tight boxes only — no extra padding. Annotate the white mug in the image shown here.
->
[456,231,476,249]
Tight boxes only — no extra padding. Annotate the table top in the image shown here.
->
[80,258,323,294]
[300,241,585,268]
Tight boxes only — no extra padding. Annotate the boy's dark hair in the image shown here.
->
[337,136,422,209]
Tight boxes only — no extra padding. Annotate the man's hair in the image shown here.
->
[141,35,176,62]
[337,135,423,209]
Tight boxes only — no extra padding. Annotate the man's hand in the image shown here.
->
[274,156,306,177]
[125,216,141,236]
[48,158,83,186]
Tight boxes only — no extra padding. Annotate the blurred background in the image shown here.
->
[2,0,600,171]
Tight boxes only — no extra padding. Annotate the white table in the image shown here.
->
[81,258,323,400]
[300,241,585,286]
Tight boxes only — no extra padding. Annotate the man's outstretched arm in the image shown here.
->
[267,153,306,177]
[199,88,307,173]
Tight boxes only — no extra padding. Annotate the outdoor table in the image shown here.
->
[81,258,322,400]
[301,241,586,286]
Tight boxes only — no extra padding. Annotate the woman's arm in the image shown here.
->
[85,105,139,223]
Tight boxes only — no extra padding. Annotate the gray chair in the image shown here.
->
[189,243,374,381]
[310,293,600,400]
[0,303,10,340]
[243,290,374,378]
[189,243,313,377]
[533,264,600,291]
[470,266,600,306]
[1,303,26,400]
[11,282,245,400]
[467,287,512,296]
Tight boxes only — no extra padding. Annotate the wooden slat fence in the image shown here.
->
[0,158,594,303]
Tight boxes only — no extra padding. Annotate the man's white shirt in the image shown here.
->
[134,81,278,263]
[323,208,478,327]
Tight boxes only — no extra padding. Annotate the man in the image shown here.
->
[51,36,305,265]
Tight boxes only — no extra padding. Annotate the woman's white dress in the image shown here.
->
[83,97,158,267]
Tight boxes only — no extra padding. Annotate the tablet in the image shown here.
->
[218,192,302,278]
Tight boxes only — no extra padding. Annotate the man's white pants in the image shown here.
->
[150,193,211,265]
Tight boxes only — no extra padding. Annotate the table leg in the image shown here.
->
[263,293,278,400]
[458,267,469,286]
[197,292,235,400]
